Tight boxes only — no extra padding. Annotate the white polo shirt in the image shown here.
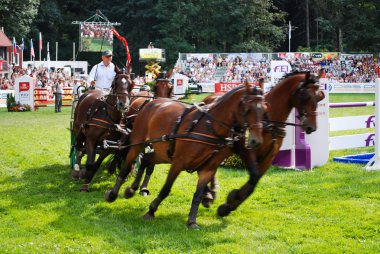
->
[88,61,116,89]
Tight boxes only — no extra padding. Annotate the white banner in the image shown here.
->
[328,82,375,93]
[15,75,35,109]
[0,90,14,108]
[270,60,292,85]
[172,73,188,96]
[330,115,375,132]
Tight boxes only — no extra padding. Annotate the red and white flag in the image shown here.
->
[30,39,35,59]
[13,37,17,56]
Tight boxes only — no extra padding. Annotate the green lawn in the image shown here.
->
[0,94,379,253]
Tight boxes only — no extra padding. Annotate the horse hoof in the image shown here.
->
[139,188,150,197]
[217,203,231,217]
[143,212,155,220]
[105,189,118,202]
[201,198,213,208]
[80,185,90,192]
[124,186,135,199]
[74,164,81,172]
[71,170,81,180]
[187,222,200,230]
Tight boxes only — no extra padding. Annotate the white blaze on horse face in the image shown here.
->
[121,78,127,84]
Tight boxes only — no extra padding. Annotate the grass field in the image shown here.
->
[0,93,379,253]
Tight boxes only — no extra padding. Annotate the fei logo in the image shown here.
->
[365,115,375,128]
[274,65,289,73]
[365,134,375,147]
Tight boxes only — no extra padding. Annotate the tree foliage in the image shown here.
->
[1,0,379,72]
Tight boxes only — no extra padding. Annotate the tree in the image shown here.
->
[0,0,40,38]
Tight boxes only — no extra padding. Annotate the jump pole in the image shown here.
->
[365,78,380,171]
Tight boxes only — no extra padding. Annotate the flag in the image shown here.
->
[13,37,17,56]
[47,41,50,61]
[289,21,292,39]
[30,39,35,59]
[39,32,43,51]
[20,38,24,51]
[47,41,50,70]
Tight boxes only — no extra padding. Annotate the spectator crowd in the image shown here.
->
[175,53,380,84]
[0,65,88,90]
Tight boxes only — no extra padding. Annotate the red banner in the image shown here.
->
[214,82,260,93]
[19,82,30,92]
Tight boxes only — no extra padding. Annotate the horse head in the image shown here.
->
[237,80,266,149]
[290,72,325,134]
[154,71,173,98]
[110,66,135,112]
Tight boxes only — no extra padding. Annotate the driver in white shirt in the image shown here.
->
[88,49,116,93]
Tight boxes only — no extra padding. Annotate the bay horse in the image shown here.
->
[105,82,266,228]
[123,72,325,217]
[71,71,174,188]
[71,67,135,192]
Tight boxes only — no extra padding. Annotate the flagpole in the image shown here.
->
[39,32,42,62]
[56,42,58,61]
[288,21,291,53]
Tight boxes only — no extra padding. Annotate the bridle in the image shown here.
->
[106,75,131,112]
[292,77,320,127]
[194,86,264,147]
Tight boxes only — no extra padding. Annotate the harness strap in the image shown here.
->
[167,106,195,159]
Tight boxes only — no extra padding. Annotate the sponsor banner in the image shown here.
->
[215,82,241,93]
[15,75,35,109]
[270,60,291,85]
[0,90,14,108]
[277,52,310,60]
[328,82,375,93]
[214,81,260,93]
[80,24,113,52]
[139,48,165,62]
[330,115,375,132]
[172,73,188,96]
[311,52,339,61]
[330,133,374,150]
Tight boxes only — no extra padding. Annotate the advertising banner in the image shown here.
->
[214,81,260,93]
[270,60,292,85]
[0,90,14,108]
[15,75,34,109]
[80,24,113,52]
[172,73,188,96]
[327,82,375,93]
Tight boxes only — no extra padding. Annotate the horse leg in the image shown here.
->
[72,149,84,180]
[139,153,155,196]
[187,169,216,229]
[143,165,181,221]
[105,146,141,202]
[201,176,219,208]
[218,161,261,217]
[124,153,150,198]
[80,140,97,192]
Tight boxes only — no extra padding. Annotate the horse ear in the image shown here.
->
[115,65,122,74]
